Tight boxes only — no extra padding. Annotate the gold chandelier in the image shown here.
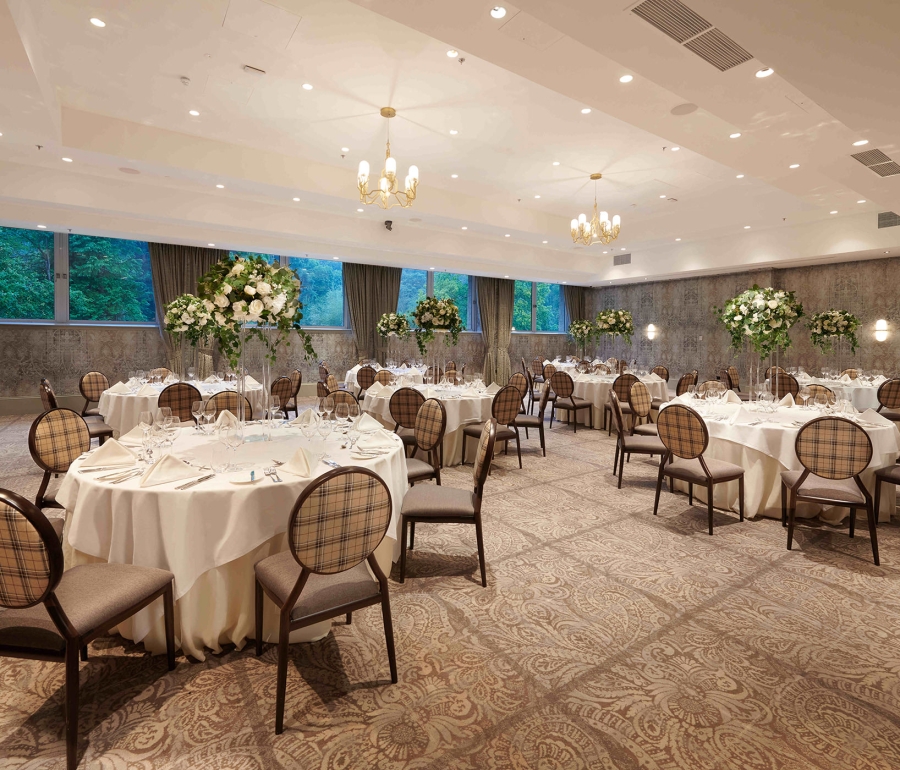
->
[570,173,621,246]
[357,107,419,210]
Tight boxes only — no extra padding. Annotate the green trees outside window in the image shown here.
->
[0,226,55,320]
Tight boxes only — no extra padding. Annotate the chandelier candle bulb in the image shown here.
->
[358,160,369,184]
[384,156,397,178]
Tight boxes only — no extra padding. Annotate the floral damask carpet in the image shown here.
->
[1,411,899,769]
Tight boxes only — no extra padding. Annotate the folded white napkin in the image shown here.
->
[873,375,887,386]
[367,381,383,397]
[673,393,695,404]
[861,408,893,427]
[485,383,501,394]
[139,454,197,488]
[117,425,147,447]
[108,381,131,395]
[80,439,137,468]
[136,383,157,397]
[723,389,742,404]
[378,386,396,398]
[290,409,319,427]
[647,373,664,382]
[399,363,408,370]
[204,375,218,383]
[838,373,852,383]
[460,387,479,397]
[163,374,178,384]
[729,406,756,425]
[777,393,795,407]
[216,409,239,428]
[543,359,551,365]
[357,429,397,450]
[244,375,260,388]
[357,413,383,432]
[281,447,313,477]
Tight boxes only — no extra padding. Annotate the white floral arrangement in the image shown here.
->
[716,285,804,358]
[163,293,214,345]
[568,319,596,344]
[411,296,464,355]
[595,309,634,345]
[807,308,860,353]
[197,255,315,368]
[377,312,411,338]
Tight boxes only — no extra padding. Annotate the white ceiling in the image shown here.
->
[0,0,898,284]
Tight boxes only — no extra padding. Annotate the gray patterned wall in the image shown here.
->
[587,255,900,385]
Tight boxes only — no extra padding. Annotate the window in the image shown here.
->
[230,251,279,264]
[0,226,55,320]
[69,235,156,322]
[433,272,469,327]
[512,280,532,331]
[535,282,562,332]
[287,257,345,326]
[397,269,427,316]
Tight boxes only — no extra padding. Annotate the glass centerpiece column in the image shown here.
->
[162,293,216,379]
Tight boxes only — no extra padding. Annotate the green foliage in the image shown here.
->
[513,281,532,331]
[433,272,469,328]
[715,285,804,358]
[411,296,465,356]
[0,226,55,319]
[288,257,344,326]
[535,282,561,332]
[398,269,427,316]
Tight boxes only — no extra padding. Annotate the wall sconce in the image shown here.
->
[875,319,888,342]
[647,323,657,340]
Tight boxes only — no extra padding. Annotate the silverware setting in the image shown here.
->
[98,468,144,484]
[176,474,215,490]
[264,467,283,483]
[79,465,134,474]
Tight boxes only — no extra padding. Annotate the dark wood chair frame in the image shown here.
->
[28,408,91,511]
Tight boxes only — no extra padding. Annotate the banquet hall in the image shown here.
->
[2,0,900,767]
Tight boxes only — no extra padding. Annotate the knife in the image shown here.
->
[97,468,141,481]
[176,474,215,490]
[79,466,133,474]
[110,470,144,484]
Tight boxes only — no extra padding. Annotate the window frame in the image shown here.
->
[510,281,568,335]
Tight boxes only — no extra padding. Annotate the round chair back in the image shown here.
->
[208,391,253,420]
[608,392,627,438]
[656,404,709,460]
[356,366,376,391]
[375,369,394,386]
[316,381,329,398]
[726,365,740,390]
[0,489,63,609]
[594,363,611,375]
[288,468,391,575]
[28,408,91,474]
[764,365,785,380]
[79,372,109,403]
[840,368,858,380]
[39,378,58,412]
[804,383,836,404]
[329,389,358,409]
[675,373,694,396]
[318,363,329,382]
[507,372,528,402]
[473,419,498,494]
[492,385,522,426]
[271,376,294,409]
[530,358,544,378]
[696,380,722,398]
[536,381,552,416]
[542,363,557,382]
[289,369,303,398]
[612,373,638,402]
[795,417,873,480]
[877,378,900,410]
[550,370,575,399]
[445,370,460,386]
[414,399,446,452]
[158,382,201,422]
[149,367,171,379]
[326,374,339,392]
[446,360,456,371]
[389,387,425,430]
[773,373,800,399]
[628,381,652,420]
[652,365,669,382]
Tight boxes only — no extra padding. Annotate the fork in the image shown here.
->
[264,467,283,483]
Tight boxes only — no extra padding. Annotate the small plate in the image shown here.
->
[228,469,265,484]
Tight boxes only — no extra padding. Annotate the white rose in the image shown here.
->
[214,312,227,325]
[202,299,215,312]
[248,299,265,316]
[270,294,286,314]
[214,294,229,308]
[256,281,272,296]
[244,285,257,296]
[230,262,245,276]
[181,312,192,324]
[768,300,778,309]
[223,283,233,294]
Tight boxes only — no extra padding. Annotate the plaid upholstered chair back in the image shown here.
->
[795,417,873,480]
[608,358,618,372]
[445,360,456,371]
[288,468,391,575]
[696,380,720,398]
[764,365,785,380]
[550,371,575,399]
[534,381,550,417]
[492,385,521,426]
[473,419,498,494]
[149,367,171,379]
[806,384,836,404]
[329,389,358,409]
[840,368,858,380]
[652,365,669,382]
[520,358,528,377]
[675,373,694,396]
[389,388,425,430]
[316,381,329,398]
[612,373,638,402]
[208,391,252,420]
[657,405,708,460]
[158,383,201,422]
[414,399,446,452]
[877,378,900,410]
[326,374,339,392]
[608,392,627,438]
[318,363,329,382]
[507,372,527,403]
[726,365,740,390]
[271,377,294,408]
[39,379,58,412]
[543,363,557,382]
[375,370,393,386]
[79,372,109,403]
[594,363,611,375]
[28,409,91,474]
[356,366,376,391]
[531,358,544,377]
[445,370,461,386]
[289,369,303,397]
[628,381,652,420]
[426,366,443,381]
[772,373,800,399]
[0,490,63,610]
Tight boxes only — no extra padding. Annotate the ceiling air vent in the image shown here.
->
[632,0,753,72]
[870,162,900,178]
[852,148,900,177]
[878,211,900,228]
[613,253,632,266]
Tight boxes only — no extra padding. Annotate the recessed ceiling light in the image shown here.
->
[90,18,105,27]
[730,132,742,139]
[505,234,510,237]
[341,147,349,152]
[619,74,633,83]
[852,139,869,147]
[37,224,47,229]
[736,174,745,178]
[534,195,540,199]
[189,110,200,116]
[830,210,838,214]
[216,184,224,188]
[756,67,774,78]
[301,83,313,90]
[659,194,666,199]
[447,50,458,57]
[581,108,591,114]
[357,208,364,212]
[675,238,681,241]
[562,281,567,284]
[333,257,339,261]
[461,226,467,230]
[62,157,73,162]
[789,163,800,169]
[885,251,890,254]
[504,275,509,278]
[602,251,608,254]
[858,199,866,203]
[449,129,458,135]
[670,146,680,152]
[744,225,751,229]
[490,6,507,19]
[292,197,300,201]
[208,243,215,247]
[542,240,548,244]
[552,161,560,166]
[429,267,435,270]
[451,174,458,179]
[0,132,3,137]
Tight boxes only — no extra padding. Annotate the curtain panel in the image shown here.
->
[476,277,514,385]
[343,263,402,361]
[561,284,587,329]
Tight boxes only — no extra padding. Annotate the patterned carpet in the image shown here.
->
[2,411,900,769]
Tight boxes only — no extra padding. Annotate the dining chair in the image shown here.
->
[594,363,612,375]
[876,378,900,423]
[400,419,497,586]
[520,357,528,379]
[254,467,396,735]
[530,357,545,384]
[445,369,461,386]
[840,368,859,380]
[651,365,669,382]
[318,362,330,382]
[374,369,394,386]
[609,393,665,488]
[271,377,294,417]
[514,381,551,457]
[356,365,376,396]
[78,372,109,417]
[0,488,176,770]
[653,404,745,535]
[603,373,638,434]
[629,381,658,436]
[541,363,559,412]
[407,399,447,485]
[803,383,836,405]
[285,369,303,419]
[325,374,339,392]
[874,464,900,526]
[724,365,750,401]
[607,358,619,373]
[149,367,172,379]
[208,391,253,420]
[772,372,800,399]
[40,378,113,445]
[550,371,593,432]
[158,382,201,422]
[696,380,721,398]
[389,387,425,454]
[781,416,878,564]
[507,372,528,414]
[462,384,523,467]
[426,366,443,382]
[28,409,92,511]
[329,389,359,409]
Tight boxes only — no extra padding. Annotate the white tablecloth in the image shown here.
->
[569,376,669,428]
[659,401,899,522]
[362,385,494,465]
[56,424,408,660]
[344,365,424,396]
[798,377,884,411]
[99,382,267,435]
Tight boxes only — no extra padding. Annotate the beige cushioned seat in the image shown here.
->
[666,457,744,484]
[879,408,900,422]
[85,418,114,440]
[495,426,516,441]
[514,414,542,428]
[558,396,593,409]
[623,435,665,453]
[49,516,65,540]
[401,484,477,518]
[0,604,67,652]
[83,406,101,417]
[254,551,380,621]
[406,457,438,481]
[462,422,486,437]
[633,423,659,436]
[780,470,866,504]
[876,464,900,483]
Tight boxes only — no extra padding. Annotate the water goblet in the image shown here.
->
[798,386,811,410]
[316,418,333,439]
[334,403,349,429]
[191,400,205,429]
[323,397,335,422]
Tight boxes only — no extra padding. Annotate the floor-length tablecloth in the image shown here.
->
[344,364,425,396]
[56,424,408,659]
[797,376,885,411]
[569,376,670,429]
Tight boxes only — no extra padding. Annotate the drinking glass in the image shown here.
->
[814,392,829,413]
[348,403,360,425]
[316,397,329,422]
[191,400,205,428]
[220,424,244,470]
[334,403,349,427]
[798,387,811,410]
[155,407,173,429]
[139,410,154,432]
[201,409,216,434]
[316,418,334,439]
[323,397,335,422]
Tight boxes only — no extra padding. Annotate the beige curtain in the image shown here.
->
[343,263,402,360]
[477,277,514,385]
[149,243,226,368]
[562,285,587,328]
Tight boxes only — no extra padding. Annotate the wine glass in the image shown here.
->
[814,392,829,413]
[798,386,811,410]
[334,402,349,428]
[221,424,244,470]
[139,410,154,433]
[191,400,205,429]
[155,407,173,430]
[316,397,329,422]
[323,396,335,422]
[316,417,334,439]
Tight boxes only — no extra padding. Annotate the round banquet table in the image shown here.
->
[658,400,899,523]
[55,423,408,660]
[99,382,267,435]
[361,384,494,466]
[344,364,424,396]
[569,375,670,428]
[796,376,886,411]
